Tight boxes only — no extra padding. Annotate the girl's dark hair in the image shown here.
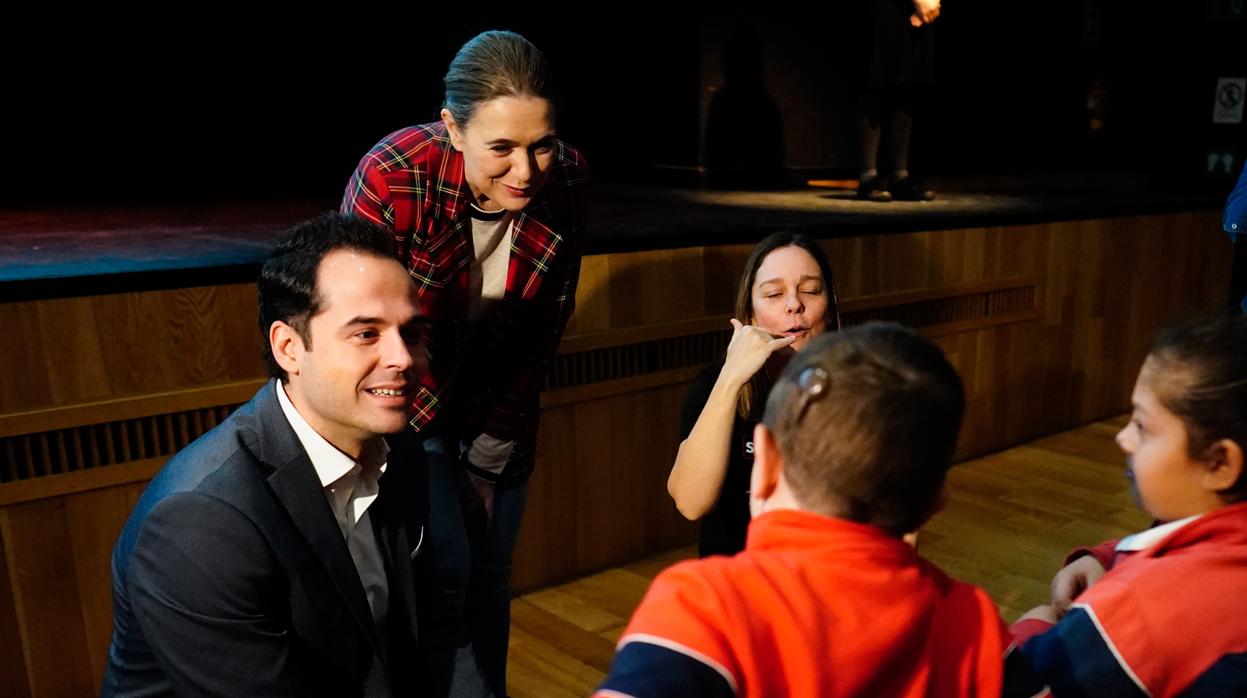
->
[733,232,841,418]
[1147,315,1247,498]
[443,30,553,127]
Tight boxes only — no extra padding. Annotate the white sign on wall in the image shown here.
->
[1213,77,1246,124]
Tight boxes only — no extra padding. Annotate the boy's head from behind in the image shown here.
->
[753,322,964,535]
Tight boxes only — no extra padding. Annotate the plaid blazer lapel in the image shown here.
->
[506,207,561,304]
[423,145,471,282]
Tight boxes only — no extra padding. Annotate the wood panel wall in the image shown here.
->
[0,284,264,415]
[0,211,1229,695]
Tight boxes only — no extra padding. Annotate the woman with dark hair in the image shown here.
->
[668,232,840,557]
[342,29,588,697]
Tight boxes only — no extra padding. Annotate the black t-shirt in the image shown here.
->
[679,361,762,557]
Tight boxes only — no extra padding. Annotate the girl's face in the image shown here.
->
[444,95,556,213]
[749,245,829,352]
[1116,361,1223,521]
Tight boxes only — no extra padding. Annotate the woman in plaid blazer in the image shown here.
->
[342,29,589,698]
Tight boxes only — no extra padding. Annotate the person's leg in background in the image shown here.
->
[858,89,889,200]
[889,108,913,183]
[465,478,530,698]
[422,434,493,697]
[886,86,935,202]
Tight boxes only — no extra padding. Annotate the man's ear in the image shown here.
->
[270,321,305,378]
[750,423,784,515]
[441,108,464,151]
[1202,438,1245,496]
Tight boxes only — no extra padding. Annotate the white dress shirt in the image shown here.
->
[277,381,389,630]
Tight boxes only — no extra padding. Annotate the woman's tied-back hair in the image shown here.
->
[733,232,841,419]
[443,30,553,127]
[1145,314,1247,499]
[762,322,964,535]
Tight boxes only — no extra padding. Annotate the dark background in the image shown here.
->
[1,1,1244,205]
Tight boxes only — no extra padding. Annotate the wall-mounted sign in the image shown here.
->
[1208,151,1237,175]
[1213,77,1246,124]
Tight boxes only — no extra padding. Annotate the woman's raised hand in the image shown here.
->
[722,318,796,388]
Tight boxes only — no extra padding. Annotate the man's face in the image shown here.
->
[279,249,424,457]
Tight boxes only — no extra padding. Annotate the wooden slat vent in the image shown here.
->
[0,404,239,484]
[841,285,1035,328]
[547,281,1036,390]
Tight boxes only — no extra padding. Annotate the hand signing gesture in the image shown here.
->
[721,318,797,389]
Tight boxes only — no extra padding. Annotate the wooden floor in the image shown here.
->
[506,414,1152,697]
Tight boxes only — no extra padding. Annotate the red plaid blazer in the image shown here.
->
[342,121,589,472]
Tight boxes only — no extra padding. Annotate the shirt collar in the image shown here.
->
[1116,513,1202,552]
[469,203,510,222]
[747,509,915,560]
[276,380,388,489]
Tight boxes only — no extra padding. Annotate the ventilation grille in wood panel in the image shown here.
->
[1,282,1034,483]
[543,330,731,390]
[545,282,1036,390]
[0,404,240,484]
[840,285,1035,328]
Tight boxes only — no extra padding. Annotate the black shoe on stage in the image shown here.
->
[888,177,935,202]
[856,176,890,201]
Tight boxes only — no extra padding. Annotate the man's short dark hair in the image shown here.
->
[258,212,398,380]
[762,322,965,534]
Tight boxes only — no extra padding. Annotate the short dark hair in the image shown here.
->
[258,212,398,380]
[1146,314,1247,500]
[734,231,841,418]
[762,322,965,534]
[443,30,553,127]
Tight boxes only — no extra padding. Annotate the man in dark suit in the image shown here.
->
[102,213,436,696]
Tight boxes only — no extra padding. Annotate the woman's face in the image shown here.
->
[749,245,829,351]
[444,95,556,213]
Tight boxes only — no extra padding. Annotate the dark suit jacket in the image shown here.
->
[101,380,429,697]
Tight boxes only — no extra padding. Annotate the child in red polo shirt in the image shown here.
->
[597,322,1009,697]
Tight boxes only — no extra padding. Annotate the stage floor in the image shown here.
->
[0,176,1220,294]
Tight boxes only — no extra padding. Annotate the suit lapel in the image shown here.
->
[250,381,384,658]
[371,476,421,649]
[372,429,427,648]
